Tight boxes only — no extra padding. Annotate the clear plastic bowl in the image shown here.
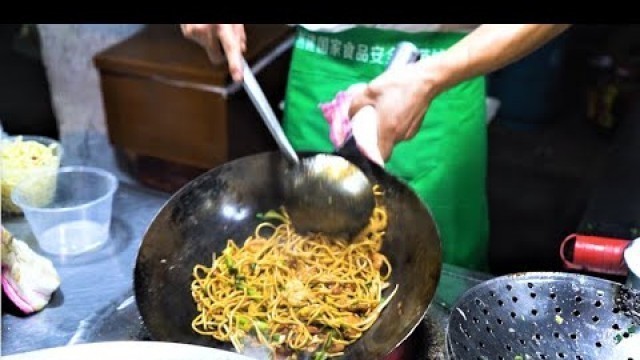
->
[11,166,118,256]
[1,135,64,215]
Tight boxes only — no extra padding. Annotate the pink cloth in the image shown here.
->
[2,267,37,313]
[320,91,353,149]
[320,91,384,166]
[1,227,61,314]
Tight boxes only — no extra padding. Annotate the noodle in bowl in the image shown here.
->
[1,135,62,215]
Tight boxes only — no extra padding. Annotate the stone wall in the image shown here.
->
[37,24,145,182]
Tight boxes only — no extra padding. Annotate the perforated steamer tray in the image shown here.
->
[446,272,640,360]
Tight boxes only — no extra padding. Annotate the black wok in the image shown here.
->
[134,151,442,359]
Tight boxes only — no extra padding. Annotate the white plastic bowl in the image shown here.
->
[12,166,118,256]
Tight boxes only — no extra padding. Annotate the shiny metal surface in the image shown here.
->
[242,58,299,164]
[289,41,420,237]
[242,59,374,237]
[447,272,640,360]
[134,151,441,360]
[3,341,253,360]
[617,286,640,324]
[1,181,170,356]
[242,42,421,238]
[283,153,376,236]
[1,148,490,359]
[54,264,491,360]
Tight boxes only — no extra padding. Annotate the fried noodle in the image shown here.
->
[191,185,395,358]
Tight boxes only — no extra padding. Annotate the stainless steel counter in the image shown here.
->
[1,179,493,357]
[2,181,169,355]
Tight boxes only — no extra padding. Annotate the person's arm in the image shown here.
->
[420,24,571,96]
[348,24,571,160]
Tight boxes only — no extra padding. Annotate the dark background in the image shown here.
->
[2,24,640,275]
[0,24,57,138]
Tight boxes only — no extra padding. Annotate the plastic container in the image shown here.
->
[11,166,118,256]
[1,135,63,215]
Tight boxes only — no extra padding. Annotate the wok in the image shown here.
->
[134,151,442,359]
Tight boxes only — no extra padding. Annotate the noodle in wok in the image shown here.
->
[191,185,395,358]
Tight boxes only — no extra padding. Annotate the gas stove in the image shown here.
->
[387,314,448,360]
[71,290,449,359]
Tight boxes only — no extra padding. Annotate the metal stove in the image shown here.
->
[69,289,449,359]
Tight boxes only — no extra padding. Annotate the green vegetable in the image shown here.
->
[614,334,623,344]
[234,273,247,290]
[309,329,336,360]
[614,325,637,345]
[254,320,269,332]
[235,278,246,290]
[514,356,523,360]
[326,330,334,349]
[236,315,251,331]
[246,287,259,297]
[224,255,237,275]
[256,210,288,223]
[313,351,328,360]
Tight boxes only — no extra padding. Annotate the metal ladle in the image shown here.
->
[241,42,419,237]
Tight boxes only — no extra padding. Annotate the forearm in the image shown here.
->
[418,24,571,96]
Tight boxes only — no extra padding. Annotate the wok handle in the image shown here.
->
[337,42,421,169]
[387,41,421,70]
[560,233,630,276]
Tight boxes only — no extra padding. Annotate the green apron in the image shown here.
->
[282,26,489,271]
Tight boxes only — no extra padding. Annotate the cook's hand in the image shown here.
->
[348,63,438,160]
[180,24,247,82]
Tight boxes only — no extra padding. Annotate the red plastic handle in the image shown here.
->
[560,233,631,276]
